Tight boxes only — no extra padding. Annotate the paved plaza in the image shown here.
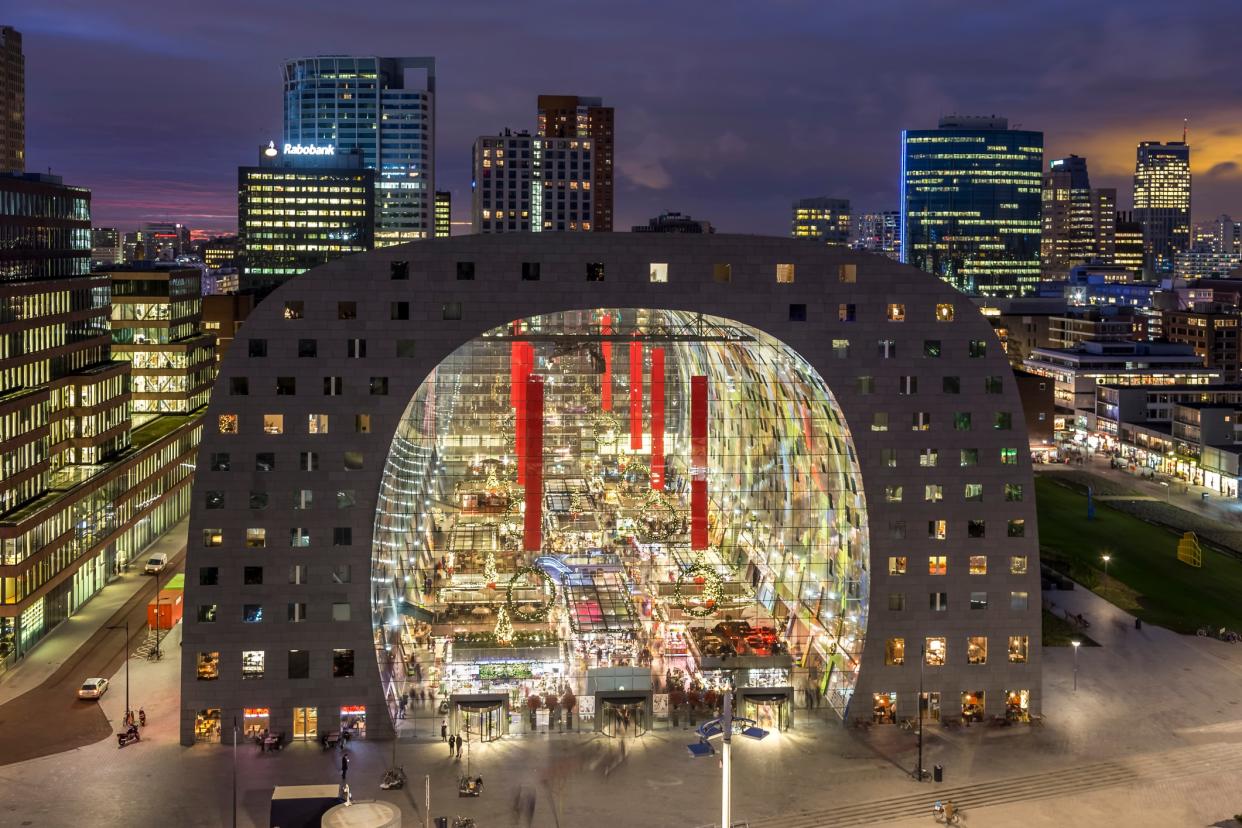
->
[2,576,1241,827]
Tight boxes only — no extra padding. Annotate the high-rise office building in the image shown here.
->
[91,228,122,267]
[1192,214,1241,255]
[0,27,22,174]
[142,222,192,260]
[200,236,240,272]
[791,197,851,246]
[1133,141,1191,275]
[237,144,375,293]
[434,190,451,238]
[631,211,715,234]
[471,130,594,233]
[0,173,91,280]
[853,211,901,260]
[537,95,613,232]
[1114,211,1145,278]
[283,56,435,245]
[1040,156,1116,275]
[901,116,1043,296]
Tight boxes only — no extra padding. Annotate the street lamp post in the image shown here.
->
[1102,554,1111,580]
[105,621,130,719]
[916,641,925,781]
[1071,639,1081,691]
[684,668,768,828]
[153,575,163,661]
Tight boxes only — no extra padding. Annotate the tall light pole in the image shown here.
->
[721,685,733,828]
[105,621,130,719]
[1071,639,1081,691]
[916,641,925,781]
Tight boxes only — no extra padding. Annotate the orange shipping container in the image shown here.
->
[147,589,184,630]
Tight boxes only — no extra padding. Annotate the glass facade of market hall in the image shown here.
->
[372,309,870,719]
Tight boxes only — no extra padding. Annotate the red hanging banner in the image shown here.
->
[691,375,708,550]
[514,341,533,484]
[523,375,544,552]
[629,339,643,450]
[651,348,665,490]
[601,313,613,411]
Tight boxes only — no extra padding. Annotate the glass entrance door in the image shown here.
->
[920,691,941,721]
[293,707,318,740]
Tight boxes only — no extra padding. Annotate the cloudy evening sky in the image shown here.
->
[12,0,1242,235]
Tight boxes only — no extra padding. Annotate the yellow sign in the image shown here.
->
[1177,532,1202,568]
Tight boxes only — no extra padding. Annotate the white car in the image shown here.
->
[78,677,109,699]
[143,553,168,574]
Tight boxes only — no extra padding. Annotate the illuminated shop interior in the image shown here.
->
[372,309,869,734]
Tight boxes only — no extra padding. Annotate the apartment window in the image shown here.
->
[324,376,343,395]
[298,339,317,358]
[202,528,223,547]
[960,448,979,466]
[276,376,296,395]
[889,521,906,540]
[288,650,310,680]
[885,485,903,503]
[249,491,269,510]
[442,302,462,321]
[857,376,875,394]
[888,593,906,611]
[929,520,947,540]
[925,637,946,665]
[969,339,987,358]
[964,483,983,502]
[337,490,357,509]
[245,528,266,548]
[919,449,938,467]
[288,603,307,623]
[229,377,248,396]
[881,448,897,468]
[871,412,888,432]
[885,638,905,666]
[299,451,319,471]
[347,339,366,358]
[355,414,372,433]
[196,652,219,680]
[649,262,668,283]
[935,303,955,322]
[887,556,907,576]
[954,412,972,431]
[391,301,410,320]
[199,567,219,586]
[838,263,857,283]
[1000,448,1018,465]
[308,414,329,434]
[390,260,409,280]
[333,649,355,678]
[255,452,275,472]
[1010,591,1029,610]
[1010,555,1028,574]
[205,491,224,509]
[262,414,283,435]
[713,263,732,283]
[333,527,353,546]
[456,261,475,280]
[283,301,303,320]
[242,605,263,624]
[218,414,238,435]
[968,520,986,538]
[1009,636,1029,663]
[887,303,906,321]
[248,339,267,357]
[332,565,352,584]
[290,528,310,547]
[833,339,849,359]
[994,412,1013,430]
[928,555,947,576]
[522,262,542,281]
[1005,483,1024,502]
[924,340,941,358]
[397,339,417,358]
[924,485,943,502]
[243,566,263,585]
[197,605,217,623]
[789,304,807,322]
[984,375,1003,394]
[878,339,896,358]
[294,489,313,510]
[370,377,389,396]
[970,592,988,610]
[289,565,307,585]
[332,603,352,622]
[585,262,605,281]
[776,263,795,283]
[943,376,960,394]
[210,453,230,472]
[967,637,987,665]
[839,303,856,322]
[969,555,988,575]
[911,412,931,431]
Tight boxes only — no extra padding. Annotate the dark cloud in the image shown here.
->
[12,0,1242,234]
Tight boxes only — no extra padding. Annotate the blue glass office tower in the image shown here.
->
[283,56,435,245]
[901,116,1043,297]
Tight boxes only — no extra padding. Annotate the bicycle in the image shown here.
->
[933,800,963,824]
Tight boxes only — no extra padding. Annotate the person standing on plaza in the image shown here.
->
[340,753,349,780]
[441,718,448,741]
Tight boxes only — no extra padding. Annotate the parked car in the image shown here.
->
[78,677,109,699]
[143,553,168,574]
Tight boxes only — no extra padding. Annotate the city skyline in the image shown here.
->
[11,0,1242,234]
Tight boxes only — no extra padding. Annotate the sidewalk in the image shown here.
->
[0,518,188,707]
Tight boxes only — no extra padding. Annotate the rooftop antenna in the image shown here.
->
[1183,118,1188,143]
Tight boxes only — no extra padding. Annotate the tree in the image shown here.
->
[483,551,499,589]
[494,606,514,645]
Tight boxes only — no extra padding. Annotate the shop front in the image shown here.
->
[920,691,941,722]
[194,708,221,742]
[872,691,896,724]
[243,707,270,738]
[1005,689,1030,721]
[451,692,508,742]
[340,705,367,738]
[742,687,793,731]
[292,706,318,741]
[594,690,652,737]
[961,690,985,722]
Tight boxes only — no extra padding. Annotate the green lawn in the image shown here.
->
[1041,609,1098,647]
[1035,476,1242,634]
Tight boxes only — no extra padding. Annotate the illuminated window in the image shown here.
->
[1000,448,1018,465]
[964,483,983,502]
[196,652,219,681]
[203,529,223,547]
[885,485,903,502]
[969,339,987,358]
[293,489,313,510]
[928,556,947,575]
[912,412,931,431]
[713,264,732,283]
[888,556,907,575]
[839,303,855,322]
[263,414,284,435]
[935,303,955,322]
[1004,483,1023,501]
[925,638,946,666]
[919,448,938,467]
[969,555,987,575]
[838,263,857,283]
[283,301,303,320]
[970,591,988,610]
[1008,636,1029,663]
[929,520,947,540]
[290,528,310,547]
[857,376,875,394]
[885,638,905,665]
[887,303,906,322]
[1010,555,1028,574]
[246,529,267,548]
[966,637,987,665]
[356,414,372,433]
[930,593,948,612]
[871,412,888,431]
[775,263,795,283]
[960,448,979,466]
[924,340,941,358]
[218,414,238,434]
[832,339,849,358]
[924,485,943,502]
[242,650,265,679]
[881,448,897,467]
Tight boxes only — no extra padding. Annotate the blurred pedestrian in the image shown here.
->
[340,753,349,780]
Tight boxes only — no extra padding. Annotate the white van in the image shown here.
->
[144,552,168,574]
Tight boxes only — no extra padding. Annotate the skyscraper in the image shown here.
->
[1113,211,1145,278]
[91,228,122,267]
[0,27,22,173]
[1133,141,1191,275]
[791,197,851,245]
[853,211,901,260]
[1040,155,1116,275]
[471,130,594,233]
[283,56,435,245]
[434,190,451,238]
[901,116,1043,296]
[537,95,613,232]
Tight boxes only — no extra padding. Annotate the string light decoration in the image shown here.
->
[493,605,515,644]
[637,491,685,543]
[592,411,619,445]
[674,556,726,617]
[483,551,499,589]
[506,565,557,622]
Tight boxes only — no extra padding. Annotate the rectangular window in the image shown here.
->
[332,565,352,584]
[966,637,987,665]
[1008,636,1029,663]
[229,377,249,396]
[1004,483,1023,502]
[888,593,906,611]
[1010,555,1028,574]
[881,448,897,467]
[985,375,1003,394]
[838,263,857,283]
[899,376,917,395]
[929,520,947,540]
[878,339,896,358]
[308,414,329,434]
[969,555,988,575]
[924,485,943,502]
[924,340,941,358]
[523,262,542,281]
[243,566,263,585]
[248,339,267,358]
[356,414,372,433]
[912,412,931,431]
[293,490,313,510]
[276,376,296,395]
[838,303,856,322]
[289,565,307,585]
[391,301,410,320]
[871,412,888,432]
[969,339,987,358]
[205,491,224,509]
[210,452,230,472]
[263,414,284,435]
[1008,519,1026,537]
[833,339,849,359]
[964,483,983,502]
[1000,448,1018,465]
[332,603,351,622]
[925,637,946,665]
[324,376,343,395]
[960,448,979,466]
[283,301,304,320]
[887,303,906,321]
[249,491,268,510]
[242,604,263,623]
[970,591,988,610]
[300,451,319,471]
[456,261,475,280]
[885,638,905,665]
[256,452,275,472]
[344,451,364,470]
[298,339,317,358]
[288,649,310,679]
[954,412,972,431]
[196,652,219,680]
[585,262,605,281]
[935,303,955,322]
[333,527,353,546]
[928,556,947,576]
[776,263,795,283]
[887,556,907,576]
[347,339,366,358]
[994,412,1013,430]
[442,302,462,321]
[390,260,409,280]
[288,603,307,623]
[919,449,938,467]
[942,376,960,394]
[245,528,266,548]
[199,567,219,586]
[218,414,238,435]
[889,521,906,540]
[337,490,356,509]
[370,377,389,396]
[968,519,986,538]
[789,303,807,322]
[713,263,732,283]
[197,605,217,623]
[290,528,310,547]
[857,376,875,394]
[649,262,668,283]
[1011,591,1030,610]
[332,649,355,678]
[885,485,903,503]
[397,339,417,358]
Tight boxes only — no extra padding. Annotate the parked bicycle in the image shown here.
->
[933,799,963,824]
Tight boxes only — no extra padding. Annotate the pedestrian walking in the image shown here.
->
[441,719,448,741]
[456,735,463,759]
[340,753,349,780]
[448,732,455,756]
